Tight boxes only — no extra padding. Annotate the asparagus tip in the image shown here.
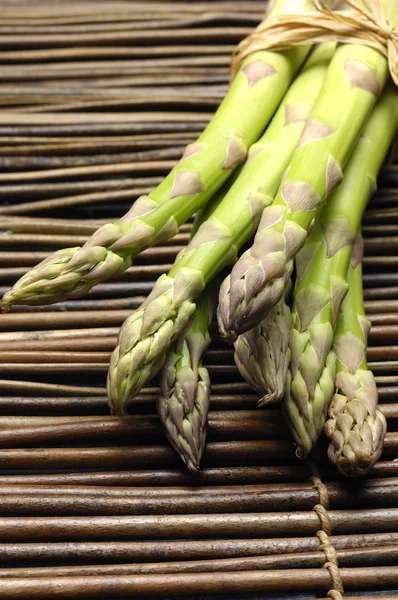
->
[295,446,310,461]
[257,392,279,407]
[1,297,11,313]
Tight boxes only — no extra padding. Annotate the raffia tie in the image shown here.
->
[309,461,345,598]
[231,0,398,86]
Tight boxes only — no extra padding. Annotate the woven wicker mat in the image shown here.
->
[0,1,397,599]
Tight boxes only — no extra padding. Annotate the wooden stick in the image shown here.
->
[1,567,397,599]
[0,327,120,342]
[0,159,180,183]
[365,237,398,253]
[366,299,398,313]
[0,437,397,471]
[1,70,227,86]
[0,477,396,496]
[2,82,227,100]
[0,337,118,351]
[0,553,334,577]
[0,461,396,487]
[0,3,262,19]
[0,379,108,396]
[0,465,317,487]
[1,509,398,542]
[0,216,106,234]
[0,440,299,470]
[0,482,396,516]
[0,110,210,124]
[0,15,259,37]
[0,133,198,156]
[0,412,287,447]
[0,147,186,170]
[0,187,157,214]
[0,174,163,198]
[0,310,133,330]
[0,482,345,496]
[0,45,235,62]
[0,121,209,137]
[0,57,231,78]
[0,531,397,566]
[0,27,252,50]
[0,351,112,363]
[0,545,397,578]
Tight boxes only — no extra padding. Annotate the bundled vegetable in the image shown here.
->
[3,0,397,477]
[2,0,312,312]
[108,43,334,414]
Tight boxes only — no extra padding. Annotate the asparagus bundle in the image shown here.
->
[107,43,334,414]
[218,39,391,342]
[158,290,214,471]
[283,86,398,459]
[324,245,387,477]
[2,0,312,311]
[234,293,292,406]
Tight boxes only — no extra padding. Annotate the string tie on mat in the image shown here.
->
[309,461,344,597]
[231,0,398,85]
[311,474,330,509]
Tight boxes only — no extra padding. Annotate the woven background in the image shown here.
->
[0,1,397,598]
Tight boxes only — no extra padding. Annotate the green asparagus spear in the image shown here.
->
[156,192,221,472]
[157,290,215,471]
[234,293,292,406]
[283,86,398,459]
[324,244,387,477]
[2,0,312,311]
[218,39,392,341]
[107,43,334,414]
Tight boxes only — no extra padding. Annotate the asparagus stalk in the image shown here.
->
[283,86,398,459]
[234,292,292,406]
[157,290,215,471]
[107,43,335,414]
[324,245,387,477]
[218,40,391,341]
[2,0,312,311]
[156,186,221,472]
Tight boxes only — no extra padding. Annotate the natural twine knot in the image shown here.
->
[231,0,398,86]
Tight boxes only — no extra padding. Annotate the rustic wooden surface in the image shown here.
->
[0,1,398,598]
